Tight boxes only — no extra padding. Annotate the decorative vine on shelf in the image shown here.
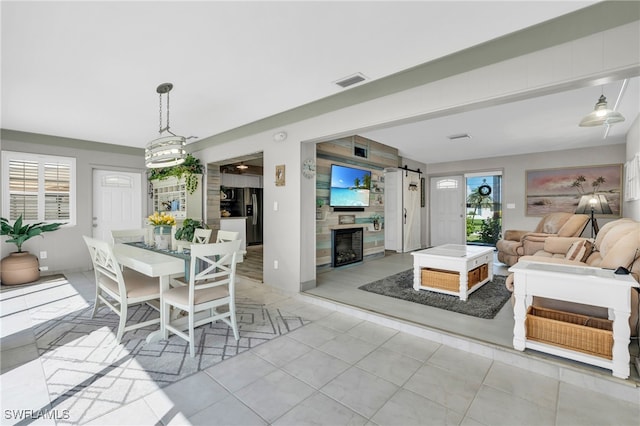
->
[147,154,204,194]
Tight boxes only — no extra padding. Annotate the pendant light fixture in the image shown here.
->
[578,93,625,127]
[145,83,186,168]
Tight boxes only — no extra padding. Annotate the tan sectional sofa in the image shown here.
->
[505,218,640,335]
[497,212,590,266]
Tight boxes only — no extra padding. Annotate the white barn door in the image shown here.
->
[403,170,422,251]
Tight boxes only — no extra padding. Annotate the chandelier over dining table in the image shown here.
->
[145,83,186,168]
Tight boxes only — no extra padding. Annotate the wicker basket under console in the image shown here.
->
[526,306,613,359]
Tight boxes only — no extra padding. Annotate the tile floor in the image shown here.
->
[309,251,515,347]
[1,263,639,425]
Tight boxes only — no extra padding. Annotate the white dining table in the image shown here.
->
[113,243,185,343]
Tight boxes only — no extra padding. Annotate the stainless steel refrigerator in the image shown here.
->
[243,188,263,245]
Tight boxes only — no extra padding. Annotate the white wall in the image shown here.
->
[1,132,147,273]
[625,114,640,221]
[190,22,639,293]
[426,144,627,242]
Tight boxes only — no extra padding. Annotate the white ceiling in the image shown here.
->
[2,1,638,165]
[361,77,639,163]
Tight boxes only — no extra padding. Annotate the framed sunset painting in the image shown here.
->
[525,164,622,216]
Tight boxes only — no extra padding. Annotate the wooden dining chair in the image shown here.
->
[192,228,213,244]
[163,240,242,357]
[111,228,146,244]
[83,236,161,344]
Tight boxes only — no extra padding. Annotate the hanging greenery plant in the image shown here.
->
[147,154,204,194]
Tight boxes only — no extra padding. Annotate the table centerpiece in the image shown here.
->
[148,212,176,250]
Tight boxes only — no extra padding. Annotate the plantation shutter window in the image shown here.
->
[2,152,76,225]
[8,159,39,221]
[44,162,71,220]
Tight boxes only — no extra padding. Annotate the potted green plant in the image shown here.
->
[370,213,382,231]
[175,218,207,243]
[1,215,65,285]
[147,153,204,194]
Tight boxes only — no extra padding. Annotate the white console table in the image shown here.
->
[509,261,638,379]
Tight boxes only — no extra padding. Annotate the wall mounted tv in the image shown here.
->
[329,164,371,208]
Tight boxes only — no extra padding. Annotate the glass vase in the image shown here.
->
[154,225,172,250]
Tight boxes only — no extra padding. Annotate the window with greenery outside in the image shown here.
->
[466,184,501,245]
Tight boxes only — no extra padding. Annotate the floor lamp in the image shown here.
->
[575,194,611,238]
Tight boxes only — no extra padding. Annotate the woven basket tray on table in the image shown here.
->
[526,306,613,359]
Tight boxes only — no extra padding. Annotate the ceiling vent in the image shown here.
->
[447,133,472,141]
[334,73,367,88]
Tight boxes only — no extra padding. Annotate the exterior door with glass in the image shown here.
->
[92,169,143,242]
[430,175,465,246]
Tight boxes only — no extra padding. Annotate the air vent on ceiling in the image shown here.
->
[447,133,472,141]
[334,73,367,88]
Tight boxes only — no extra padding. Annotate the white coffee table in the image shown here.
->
[411,244,494,301]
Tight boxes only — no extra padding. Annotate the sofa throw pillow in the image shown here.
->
[565,239,593,262]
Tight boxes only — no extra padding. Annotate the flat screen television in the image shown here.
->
[329,164,371,207]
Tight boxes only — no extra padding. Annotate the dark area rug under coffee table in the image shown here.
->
[358,269,511,319]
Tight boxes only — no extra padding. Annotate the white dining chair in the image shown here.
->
[169,228,213,289]
[216,230,245,262]
[163,240,241,357]
[111,228,146,244]
[192,228,213,244]
[215,230,239,243]
[83,236,161,344]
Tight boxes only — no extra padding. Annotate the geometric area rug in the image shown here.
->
[33,298,309,424]
[358,269,511,320]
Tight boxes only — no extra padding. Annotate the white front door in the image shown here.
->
[92,169,143,242]
[403,170,422,251]
[430,175,465,246]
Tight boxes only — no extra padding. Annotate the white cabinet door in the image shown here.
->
[221,174,261,188]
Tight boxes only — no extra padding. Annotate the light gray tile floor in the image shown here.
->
[1,263,639,425]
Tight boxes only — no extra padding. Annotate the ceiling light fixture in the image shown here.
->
[578,92,625,127]
[236,163,249,170]
[145,83,186,168]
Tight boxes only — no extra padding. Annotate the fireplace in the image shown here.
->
[332,228,363,267]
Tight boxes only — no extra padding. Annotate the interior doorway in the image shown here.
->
[465,171,502,246]
[210,153,264,282]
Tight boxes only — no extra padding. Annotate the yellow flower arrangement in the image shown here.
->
[148,211,176,226]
